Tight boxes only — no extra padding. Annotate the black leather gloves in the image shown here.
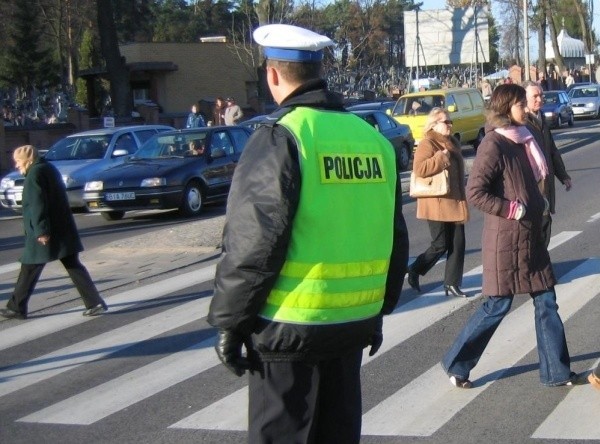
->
[215,329,250,376]
[369,315,384,356]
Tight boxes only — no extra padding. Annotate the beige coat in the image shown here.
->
[413,130,469,223]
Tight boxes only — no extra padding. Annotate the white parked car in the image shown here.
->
[0,125,173,213]
[568,84,600,119]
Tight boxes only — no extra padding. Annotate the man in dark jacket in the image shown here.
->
[207,24,408,443]
[0,145,107,320]
[523,81,572,247]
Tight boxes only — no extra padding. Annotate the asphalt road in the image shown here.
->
[0,119,599,443]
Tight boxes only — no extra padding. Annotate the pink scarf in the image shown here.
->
[494,126,548,181]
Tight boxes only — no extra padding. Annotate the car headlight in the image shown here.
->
[587,102,595,107]
[84,181,104,191]
[0,177,15,190]
[543,111,556,117]
[140,177,166,187]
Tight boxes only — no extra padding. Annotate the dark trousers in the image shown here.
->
[248,349,363,444]
[541,214,552,249]
[7,253,104,316]
[410,220,465,286]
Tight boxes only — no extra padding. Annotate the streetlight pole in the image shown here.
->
[523,0,530,81]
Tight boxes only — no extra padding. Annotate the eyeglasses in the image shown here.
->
[438,119,453,125]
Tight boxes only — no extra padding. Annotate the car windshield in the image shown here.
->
[543,93,559,104]
[570,88,598,98]
[133,132,208,159]
[45,135,112,161]
[393,95,445,116]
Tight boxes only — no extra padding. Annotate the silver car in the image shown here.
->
[0,125,174,213]
[568,85,600,119]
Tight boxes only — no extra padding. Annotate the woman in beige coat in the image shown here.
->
[408,107,469,297]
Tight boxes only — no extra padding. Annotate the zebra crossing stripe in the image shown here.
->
[0,265,216,352]
[0,298,208,398]
[361,258,600,437]
[170,388,248,431]
[532,359,600,439]
[166,257,600,433]
[18,329,217,425]
[0,262,20,275]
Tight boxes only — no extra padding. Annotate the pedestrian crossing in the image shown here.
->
[0,230,599,442]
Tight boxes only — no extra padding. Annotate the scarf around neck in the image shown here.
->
[494,125,548,181]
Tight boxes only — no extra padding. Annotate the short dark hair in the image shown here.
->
[489,84,526,116]
[266,59,322,84]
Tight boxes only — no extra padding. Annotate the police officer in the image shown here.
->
[522,81,572,247]
[207,24,409,443]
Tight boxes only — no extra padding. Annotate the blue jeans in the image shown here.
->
[442,289,571,386]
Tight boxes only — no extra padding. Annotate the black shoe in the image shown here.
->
[0,308,27,320]
[449,375,473,389]
[564,372,588,386]
[444,285,468,298]
[83,303,108,317]
[408,270,421,293]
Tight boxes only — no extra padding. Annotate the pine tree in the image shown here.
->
[0,0,59,93]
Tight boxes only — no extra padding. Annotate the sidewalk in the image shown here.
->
[0,215,226,317]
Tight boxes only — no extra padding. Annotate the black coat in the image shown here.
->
[208,80,409,361]
[525,113,571,214]
[20,158,83,264]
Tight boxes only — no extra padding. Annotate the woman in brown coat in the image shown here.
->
[407,107,469,298]
[441,84,580,388]
[0,145,107,320]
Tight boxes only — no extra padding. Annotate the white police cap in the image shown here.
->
[253,24,334,62]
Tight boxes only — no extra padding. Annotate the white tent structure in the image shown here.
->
[483,69,509,80]
[545,28,585,59]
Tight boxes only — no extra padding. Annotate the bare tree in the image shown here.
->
[546,0,566,74]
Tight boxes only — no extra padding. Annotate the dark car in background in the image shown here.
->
[0,125,173,213]
[83,126,252,220]
[541,90,574,129]
[351,110,414,171]
[346,100,397,115]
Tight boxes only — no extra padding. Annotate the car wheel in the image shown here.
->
[555,115,562,129]
[472,128,485,151]
[568,112,574,127]
[396,143,411,171]
[101,211,125,221]
[179,181,204,216]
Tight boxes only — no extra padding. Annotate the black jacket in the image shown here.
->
[525,113,571,214]
[207,80,408,361]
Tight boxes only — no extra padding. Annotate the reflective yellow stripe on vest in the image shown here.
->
[259,107,396,325]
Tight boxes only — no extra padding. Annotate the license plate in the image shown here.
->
[105,192,135,201]
[14,192,22,202]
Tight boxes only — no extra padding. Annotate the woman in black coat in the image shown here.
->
[0,145,107,320]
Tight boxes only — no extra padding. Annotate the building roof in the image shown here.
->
[545,28,585,59]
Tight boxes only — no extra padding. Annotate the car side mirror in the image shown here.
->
[112,149,129,157]
[447,105,457,113]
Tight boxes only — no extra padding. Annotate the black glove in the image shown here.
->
[369,315,384,357]
[215,329,250,377]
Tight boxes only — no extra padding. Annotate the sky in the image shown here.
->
[421,0,600,62]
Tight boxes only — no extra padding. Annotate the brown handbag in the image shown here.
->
[409,169,450,198]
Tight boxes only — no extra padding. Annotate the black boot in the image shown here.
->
[444,285,468,298]
[408,269,421,293]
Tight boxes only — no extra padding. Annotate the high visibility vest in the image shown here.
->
[259,107,397,324]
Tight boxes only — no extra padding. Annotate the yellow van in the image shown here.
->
[391,88,486,149]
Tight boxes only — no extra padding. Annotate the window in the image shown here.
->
[229,129,250,154]
[454,93,473,112]
[114,134,137,155]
